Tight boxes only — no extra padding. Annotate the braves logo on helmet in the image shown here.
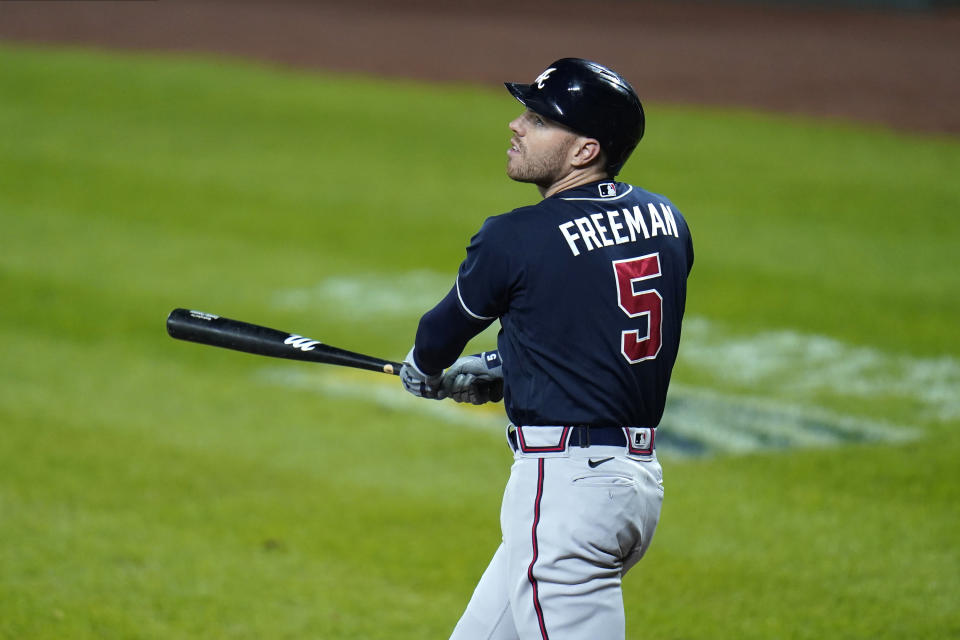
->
[534,67,557,89]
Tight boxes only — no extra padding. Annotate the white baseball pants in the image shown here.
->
[449,432,664,640]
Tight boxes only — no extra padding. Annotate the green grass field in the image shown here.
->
[1,45,958,639]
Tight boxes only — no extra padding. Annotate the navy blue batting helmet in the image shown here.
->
[505,58,644,177]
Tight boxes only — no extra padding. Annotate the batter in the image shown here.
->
[400,58,694,639]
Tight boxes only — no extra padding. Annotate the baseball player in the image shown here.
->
[400,58,693,640]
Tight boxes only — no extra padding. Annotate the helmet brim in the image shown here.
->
[504,82,532,104]
[504,82,573,129]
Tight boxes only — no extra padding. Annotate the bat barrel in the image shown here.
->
[166,308,403,375]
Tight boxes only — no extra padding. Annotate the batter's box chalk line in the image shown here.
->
[678,317,960,424]
[255,368,920,458]
[658,384,918,457]
[271,274,958,425]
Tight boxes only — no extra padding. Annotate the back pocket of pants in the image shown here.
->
[571,474,637,488]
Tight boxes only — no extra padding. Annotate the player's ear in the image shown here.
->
[570,136,602,169]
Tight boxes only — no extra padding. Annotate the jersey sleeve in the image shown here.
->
[455,215,517,321]
[412,214,515,374]
[414,285,495,374]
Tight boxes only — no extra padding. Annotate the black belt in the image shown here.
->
[569,426,627,448]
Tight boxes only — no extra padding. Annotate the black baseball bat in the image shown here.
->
[166,308,403,375]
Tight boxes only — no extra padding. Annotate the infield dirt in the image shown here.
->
[1,0,958,136]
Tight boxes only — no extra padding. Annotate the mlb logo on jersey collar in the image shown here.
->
[598,182,617,197]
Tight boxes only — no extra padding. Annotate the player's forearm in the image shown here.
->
[414,286,493,374]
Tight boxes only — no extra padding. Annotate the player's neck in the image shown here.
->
[539,166,610,199]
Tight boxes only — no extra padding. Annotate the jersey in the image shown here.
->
[414,179,693,428]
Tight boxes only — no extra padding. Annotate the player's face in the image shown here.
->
[506,110,577,188]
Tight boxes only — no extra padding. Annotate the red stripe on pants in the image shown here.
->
[527,458,549,640]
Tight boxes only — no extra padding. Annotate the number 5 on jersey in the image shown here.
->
[613,253,663,363]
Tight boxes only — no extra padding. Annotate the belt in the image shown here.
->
[567,426,627,447]
[509,425,655,455]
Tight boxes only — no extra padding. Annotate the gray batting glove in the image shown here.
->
[400,347,445,400]
[441,351,504,405]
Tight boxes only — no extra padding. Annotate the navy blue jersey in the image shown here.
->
[414,180,693,428]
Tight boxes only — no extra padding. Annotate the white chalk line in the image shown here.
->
[263,271,947,455]
[678,317,959,423]
[660,384,917,456]
[272,271,454,317]
[255,367,506,435]
[255,368,918,457]
[273,273,957,423]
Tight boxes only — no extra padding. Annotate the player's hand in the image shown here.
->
[441,352,504,405]
[400,347,445,400]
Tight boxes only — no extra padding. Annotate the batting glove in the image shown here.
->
[400,347,445,400]
[441,351,504,405]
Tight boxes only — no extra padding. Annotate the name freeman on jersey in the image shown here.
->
[558,203,680,257]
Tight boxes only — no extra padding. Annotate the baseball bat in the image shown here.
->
[166,308,403,375]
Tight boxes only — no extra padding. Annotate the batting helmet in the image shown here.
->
[505,58,644,177]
